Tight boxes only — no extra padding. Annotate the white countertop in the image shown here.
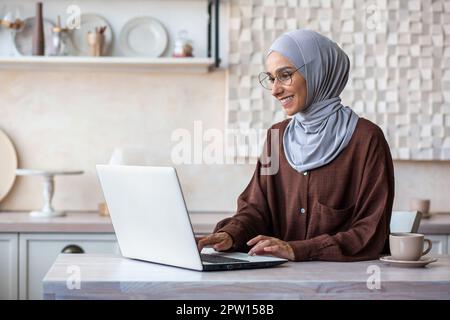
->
[0,211,449,234]
[0,211,232,234]
[43,253,450,300]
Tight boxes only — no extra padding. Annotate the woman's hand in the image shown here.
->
[247,235,295,261]
[197,232,233,252]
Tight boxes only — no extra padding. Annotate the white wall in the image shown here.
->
[1,69,450,213]
[0,0,449,214]
[226,0,450,160]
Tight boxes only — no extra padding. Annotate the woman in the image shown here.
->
[198,29,395,262]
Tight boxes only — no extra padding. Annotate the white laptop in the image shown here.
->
[96,165,287,271]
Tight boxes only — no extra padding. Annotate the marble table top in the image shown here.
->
[43,253,450,300]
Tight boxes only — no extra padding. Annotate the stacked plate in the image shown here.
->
[119,16,168,57]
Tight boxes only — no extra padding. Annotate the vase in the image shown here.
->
[32,2,45,55]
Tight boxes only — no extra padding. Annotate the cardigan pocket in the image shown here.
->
[311,201,356,236]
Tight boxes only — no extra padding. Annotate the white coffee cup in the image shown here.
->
[390,233,432,261]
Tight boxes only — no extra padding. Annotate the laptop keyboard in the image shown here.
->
[200,253,249,264]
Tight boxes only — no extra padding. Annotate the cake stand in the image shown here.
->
[15,169,84,217]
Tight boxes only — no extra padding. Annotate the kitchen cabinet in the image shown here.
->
[0,211,230,299]
[19,233,118,300]
[419,214,450,255]
[0,234,18,300]
[423,235,448,255]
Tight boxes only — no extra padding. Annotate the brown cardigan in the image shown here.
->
[214,117,395,262]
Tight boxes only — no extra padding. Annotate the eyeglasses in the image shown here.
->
[258,66,302,90]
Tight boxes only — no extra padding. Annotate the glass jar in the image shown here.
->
[50,27,74,56]
[173,30,193,57]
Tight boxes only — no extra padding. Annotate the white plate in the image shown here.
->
[379,256,438,268]
[119,16,168,57]
[70,13,113,56]
[0,129,17,202]
[13,17,54,56]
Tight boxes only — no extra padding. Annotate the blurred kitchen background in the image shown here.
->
[0,0,450,299]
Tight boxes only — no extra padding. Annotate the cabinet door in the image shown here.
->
[424,235,448,255]
[448,236,450,254]
[0,234,18,300]
[19,233,118,300]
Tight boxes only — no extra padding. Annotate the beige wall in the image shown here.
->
[0,70,449,213]
[227,0,450,160]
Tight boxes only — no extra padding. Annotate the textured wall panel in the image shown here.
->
[227,0,450,160]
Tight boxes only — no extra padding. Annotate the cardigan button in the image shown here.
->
[300,208,306,214]
[303,171,308,176]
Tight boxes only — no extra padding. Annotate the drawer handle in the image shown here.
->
[61,244,85,254]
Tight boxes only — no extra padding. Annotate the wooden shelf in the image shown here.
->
[0,56,216,73]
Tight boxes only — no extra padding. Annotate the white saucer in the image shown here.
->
[119,16,168,57]
[379,256,437,268]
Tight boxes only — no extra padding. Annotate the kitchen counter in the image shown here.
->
[1,211,450,234]
[418,212,450,234]
[0,211,114,233]
[43,253,450,300]
[0,211,232,234]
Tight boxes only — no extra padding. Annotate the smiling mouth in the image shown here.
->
[279,95,294,106]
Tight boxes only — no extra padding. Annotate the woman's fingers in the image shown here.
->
[263,245,280,253]
[212,232,233,251]
[264,244,295,260]
[248,239,271,256]
[213,239,230,251]
[247,236,295,260]
[247,235,270,246]
[263,245,288,259]
[197,232,232,252]
[200,233,294,260]
[197,233,222,251]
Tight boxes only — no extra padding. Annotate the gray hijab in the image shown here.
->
[268,29,359,172]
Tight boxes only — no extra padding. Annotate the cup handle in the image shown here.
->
[422,239,432,256]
